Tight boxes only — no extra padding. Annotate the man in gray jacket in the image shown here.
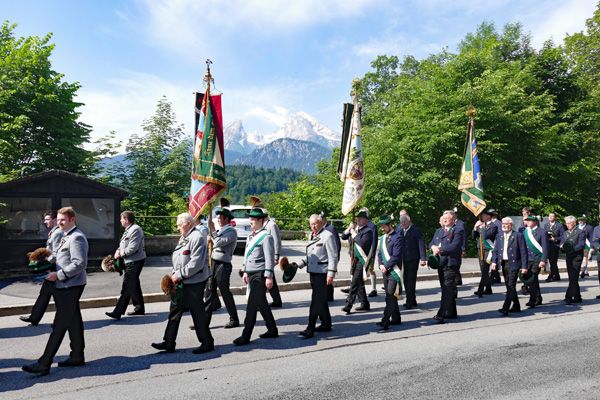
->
[233,208,278,346]
[106,211,146,320]
[298,214,338,338]
[151,213,214,354]
[264,214,283,307]
[20,210,63,326]
[22,207,88,375]
[205,207,239,328]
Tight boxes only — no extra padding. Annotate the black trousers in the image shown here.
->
[29,279,54,324]
[402,258,419,307]
[528,260,542,303]
[39,285,85,366]
[566,253,583,301]
[242,272,277,340]
[477,255,492,294]
[268,274,282,304]
[205,260,238,325]
[548,245,561,279]
[307,273,331,330]
[113,259,145,315]
[163,280,213,349]
[437,264,458,319]
[501,262,520,311]
[346,260,369,309]
[382,271,401,325]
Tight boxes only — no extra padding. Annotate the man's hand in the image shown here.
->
[491,263,497,271]
[208,220,215,232]
[474,220,483,230]
[379,265,387,273]
[45,271,58,281]
[539,261,547,269]
[420,261,426,266]
[242,272,249,285]
[521,268,528,275]
[326,276,333,285]
[431,245,440,256]
[114,249,121,259]
[171,274,179,284]
[265,277,273,290]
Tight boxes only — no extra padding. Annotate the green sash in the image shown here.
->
[390,265,403,299]
[525,227,543,258]
[354,237,373,281]
[243,230,269,303]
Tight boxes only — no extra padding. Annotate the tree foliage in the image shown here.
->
[0,22,91,180]
[100,97,191,234]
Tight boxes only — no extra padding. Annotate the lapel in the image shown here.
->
[442,225,454,239]
[507,232,514,247]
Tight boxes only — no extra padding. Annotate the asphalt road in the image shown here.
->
[2,273,600,399]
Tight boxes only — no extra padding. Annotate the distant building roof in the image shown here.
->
[0,169,129,198]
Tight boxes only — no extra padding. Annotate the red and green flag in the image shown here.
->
[189,91,227,219]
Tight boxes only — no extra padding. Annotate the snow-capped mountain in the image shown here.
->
[264,111,341,149]
[223,120,259,155]
[223,112,341,154]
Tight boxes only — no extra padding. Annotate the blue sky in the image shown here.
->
[3,0,598,150]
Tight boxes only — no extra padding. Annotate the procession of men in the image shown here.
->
[17,203,600,376]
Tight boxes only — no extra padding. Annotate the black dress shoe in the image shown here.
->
[151,342,175,353]
[509,307,521,313]
[189,325,196,330]
[299,329,314,338]
[526,302,535,308]
[341,287,350,294]
[57,357,85,367]
[105,311,121,320]
[520,287,529,295]
[580,273,585,279]
[367,290,377,297]
[314,325,332,332]
[564,299,572,305]
[126,309,145,316]
[483,290,493,295]
[572,298,583,303]
[269,302,282,308]
[545,277,554,282]
[498,309,509,316]
[535,300,543,306]
[341,306,351,314]
[22,362,50,376]
[259,330,278,339]
[554,277,561,281]
[376,322,389,330]
[192,343,215,354]
[355,304,370,312]
[433,315,444,324]
[403,303,412,309]
[224,320,240,329]
[233,336,250,346]
[474,291,483,298]
[19,316,38,326]
[445,314,458,319]
[596,295,600,300]
[389,319,402,325]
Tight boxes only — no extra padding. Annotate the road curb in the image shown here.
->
[0,265,583,317]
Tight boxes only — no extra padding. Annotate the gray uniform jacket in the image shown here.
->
[197,224,209,241]
[211,224,237,263]
[264,218,281,260]
[55,227,88,288]
[299,228,338,278]
[242,226,275,278]
[119,223,146,263]
[172,228,210,285]
[46,225,63,263]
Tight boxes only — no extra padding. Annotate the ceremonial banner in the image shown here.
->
[458,114,486,216]
[338,103,365,216]
[189,92,227,219]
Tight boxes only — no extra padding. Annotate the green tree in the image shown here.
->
[0,21,91,180]
[103,96,191,234]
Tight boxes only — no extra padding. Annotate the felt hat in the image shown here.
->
[427,254,440,269]
[524,215,537,221]
[561,240,574,254]
[518,269,535,285]
[248,207,268,218]
[378,214,393,225]
[279,257,298,283]
[215,207,234,219]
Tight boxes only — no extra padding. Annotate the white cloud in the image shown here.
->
[525,0,597,48]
